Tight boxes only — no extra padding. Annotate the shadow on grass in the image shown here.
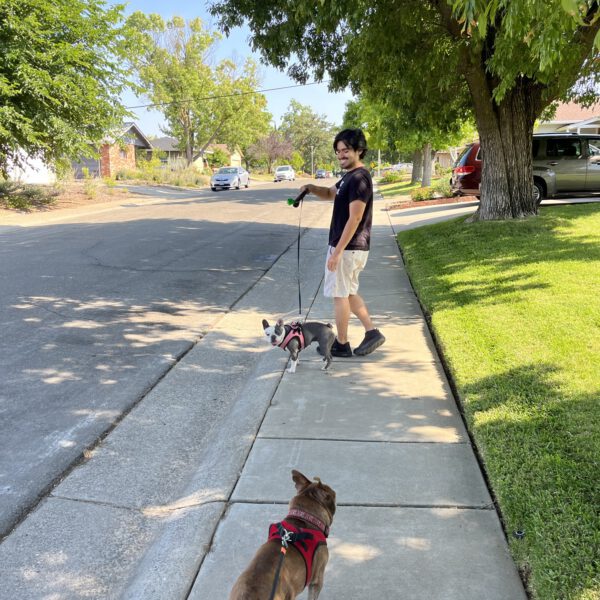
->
[459,362,599,599]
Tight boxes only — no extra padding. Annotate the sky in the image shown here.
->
[118,0,354,137]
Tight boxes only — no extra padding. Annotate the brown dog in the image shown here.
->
[229,470,336,600]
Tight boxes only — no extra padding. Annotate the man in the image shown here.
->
[301,128,385,357]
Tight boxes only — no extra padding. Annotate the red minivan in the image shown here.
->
[451,143,482,197]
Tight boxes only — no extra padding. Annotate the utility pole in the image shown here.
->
[310,145,315,177]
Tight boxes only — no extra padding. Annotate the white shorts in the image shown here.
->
[323,246,369,298]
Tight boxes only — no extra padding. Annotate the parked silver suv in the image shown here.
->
[451,133,600,204]
[532,133,600,203]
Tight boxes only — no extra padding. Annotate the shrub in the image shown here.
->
[113,165,209,188]
[432,177,452,198]
[410,178,453,201]
[0,181,56,210]
[115,168,140,181]
[411,186,434,201]
[380,170,403,184]
[434,163,453,177]
[84,179,98,198]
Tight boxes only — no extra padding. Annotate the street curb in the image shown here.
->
[121,349,287,600]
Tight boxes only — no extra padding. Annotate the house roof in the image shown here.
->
[547,101,600,123]
[104,122,153,149]
[152,136,180,152]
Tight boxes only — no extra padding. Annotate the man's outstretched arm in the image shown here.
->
[301,183,337,201]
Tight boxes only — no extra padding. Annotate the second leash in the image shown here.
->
[288,188,308,316]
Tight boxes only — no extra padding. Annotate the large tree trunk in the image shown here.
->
[459,33,544,220]
[472,80,539,220]
[411,149,423,184]
[421,142,433,187]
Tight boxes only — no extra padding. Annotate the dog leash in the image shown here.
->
[268,542,287,600]
[288,188,308,315]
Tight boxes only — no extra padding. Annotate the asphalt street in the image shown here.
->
[0,178,329,538]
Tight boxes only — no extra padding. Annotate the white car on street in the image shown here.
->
[211,166,249,191]
[274,165,296,182]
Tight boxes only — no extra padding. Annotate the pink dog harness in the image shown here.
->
[277,322,305,350]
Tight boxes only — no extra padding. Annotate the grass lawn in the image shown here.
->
[377,179,420,197]
[397,204,600,600]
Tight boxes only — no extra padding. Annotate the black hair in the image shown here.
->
[333,128,368,159]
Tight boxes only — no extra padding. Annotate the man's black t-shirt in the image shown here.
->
[329,166,373,250]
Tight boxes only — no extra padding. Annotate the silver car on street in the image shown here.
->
[211,167,249,191]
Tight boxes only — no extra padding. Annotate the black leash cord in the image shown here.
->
[268,547,287,600]
[290,189,308,315]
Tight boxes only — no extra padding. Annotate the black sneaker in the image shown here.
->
[318,339,353,358]
[353,329,385,356]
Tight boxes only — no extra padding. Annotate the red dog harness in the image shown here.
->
[277,322,305,351]
[267,520,327,587]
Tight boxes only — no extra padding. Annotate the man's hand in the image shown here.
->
[327,250,341,272]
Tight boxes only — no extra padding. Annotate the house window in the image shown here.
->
[120,149,128,159]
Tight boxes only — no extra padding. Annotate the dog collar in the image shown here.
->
[286,508,330,537]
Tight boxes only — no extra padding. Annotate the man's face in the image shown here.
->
[335,141,361,170]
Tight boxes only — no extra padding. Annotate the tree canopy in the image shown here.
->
[210,0,600,220]
[0,0,131,177]
[125,13,271,166]
[278,100,335,175]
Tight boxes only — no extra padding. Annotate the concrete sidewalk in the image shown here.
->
[0,194,527,599]
[189,197,527,598]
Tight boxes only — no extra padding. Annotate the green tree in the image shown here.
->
[0,0,131,178]
[279,100,335,176]
[343,98,394,175]
[126,14,270,167]
[210,0,600,220]
[343,95,472,185]
[289,151,304,172]
[208,147,229,167]
[195,57,271,163]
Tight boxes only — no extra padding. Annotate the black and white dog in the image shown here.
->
[262,318,335,373]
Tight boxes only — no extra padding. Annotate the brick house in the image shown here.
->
[72,123,153,178]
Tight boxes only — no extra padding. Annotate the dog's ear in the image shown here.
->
[291,470,311,493]
[313,483,337,517]
[277,318,284,326]
[262,319,269,330]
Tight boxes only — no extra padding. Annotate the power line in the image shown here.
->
[126,79,332,110]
